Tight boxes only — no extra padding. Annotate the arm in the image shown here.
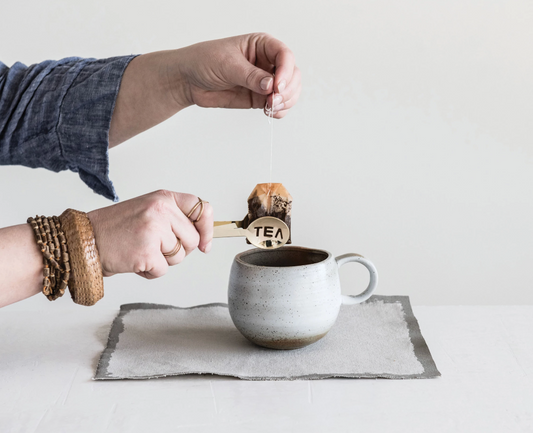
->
[0,33,300,200]
[109,33,301,147]
[108,51,188,147]
[0,56,136,201]
[0,224,43,307]
[0,190,214,308]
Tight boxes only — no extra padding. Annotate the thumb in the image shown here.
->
[231,59,273,95]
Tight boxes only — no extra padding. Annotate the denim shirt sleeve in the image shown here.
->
[0,55,137,201]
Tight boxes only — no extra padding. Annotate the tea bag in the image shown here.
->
[243,183,292,244]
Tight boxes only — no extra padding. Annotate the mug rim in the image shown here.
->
[235,246,332,269]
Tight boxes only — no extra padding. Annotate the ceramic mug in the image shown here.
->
[228,246,378,350]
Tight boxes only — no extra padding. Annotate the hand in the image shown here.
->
[109,33,301,146]
[87,190,213,279]
[169,33,302,119]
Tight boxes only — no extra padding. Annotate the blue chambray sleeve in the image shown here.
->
[0,55,137,201]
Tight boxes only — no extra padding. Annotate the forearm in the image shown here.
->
[0,56,135,202]
[109,50,191,148]
[0,224,43,307]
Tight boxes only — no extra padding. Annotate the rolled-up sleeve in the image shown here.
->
[0,55,137,201]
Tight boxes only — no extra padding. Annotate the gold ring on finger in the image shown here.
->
[163,236,182,258]
[187,198,208,223]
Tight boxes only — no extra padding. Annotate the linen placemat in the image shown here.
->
[94,295,440,380]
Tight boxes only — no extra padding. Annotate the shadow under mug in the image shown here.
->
[228,246,378,350]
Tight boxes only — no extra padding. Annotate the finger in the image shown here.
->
[265,66,300,107]
[275,81,301,112]
[277,66,301,107]
[272,108,290,119]
[265,92,283,112]
[136,253,169,280]
[170,212,200,256]
[265,80,301,118]
[259,35,295,94]
[174,195,214,253]
[167,193,210,254]
[227,56,274,96]
[194,87,267,109]
[161,231,187,266]
[188,200,214,253]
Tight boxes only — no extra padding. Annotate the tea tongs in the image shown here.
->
[213,217,290,249]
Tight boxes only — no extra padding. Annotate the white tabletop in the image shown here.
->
[1,305,532,433]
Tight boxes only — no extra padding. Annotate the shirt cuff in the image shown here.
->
[57,55,137,202]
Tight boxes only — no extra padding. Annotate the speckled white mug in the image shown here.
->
[228,246,378,350]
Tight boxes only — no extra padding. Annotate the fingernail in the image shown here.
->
[273,102,284,112]
[277,80,286,93]
[260,77,273,91]
[204,241,212,254]
[273,94,283,106]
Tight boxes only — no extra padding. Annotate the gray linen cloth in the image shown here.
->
[95,295,440,380]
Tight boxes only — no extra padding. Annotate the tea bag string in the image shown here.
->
[268,103,274,186]
[265,75,275,213]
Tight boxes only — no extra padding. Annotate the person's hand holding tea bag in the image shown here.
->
[109,33,302,146]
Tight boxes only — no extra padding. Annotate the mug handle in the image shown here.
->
[336,254,378,305]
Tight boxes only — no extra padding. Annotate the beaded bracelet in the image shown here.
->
[28,209,104,306]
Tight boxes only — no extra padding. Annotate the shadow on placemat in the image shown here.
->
[94,295,440,381]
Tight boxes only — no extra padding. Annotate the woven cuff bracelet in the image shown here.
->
[28,209,104,306]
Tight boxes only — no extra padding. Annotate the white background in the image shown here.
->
[1,0,532,310]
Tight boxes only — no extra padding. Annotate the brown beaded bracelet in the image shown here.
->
[27,216,70,301]
[28,209,104,306]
